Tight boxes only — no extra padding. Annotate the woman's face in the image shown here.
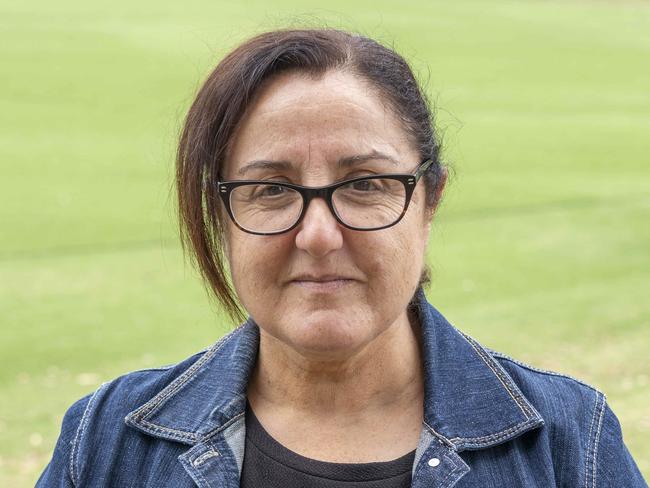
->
[223,70,435,359]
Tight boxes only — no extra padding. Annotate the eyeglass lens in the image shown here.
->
[229,178,407,233]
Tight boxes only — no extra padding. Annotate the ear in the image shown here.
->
[425,166,448,221]
[433,166,448,212]
[421,166,447,245]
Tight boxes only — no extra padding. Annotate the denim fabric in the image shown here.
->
[37,290,647,487]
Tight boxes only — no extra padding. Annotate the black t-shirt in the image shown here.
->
[240,404,415,488]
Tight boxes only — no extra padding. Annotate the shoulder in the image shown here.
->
[489,350,647,487]
[489,350,607,458]
[37,349,209,486]
[64,320,251,430]
[489,351,606,451]
[38,322,259,486]
[73,349,209,430]
[490,350,605,428]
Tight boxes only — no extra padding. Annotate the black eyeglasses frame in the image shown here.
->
[216,159,434,236]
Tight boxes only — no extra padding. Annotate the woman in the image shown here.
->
[38,29,646,487]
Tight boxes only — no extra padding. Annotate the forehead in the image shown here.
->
[224,70,417,177]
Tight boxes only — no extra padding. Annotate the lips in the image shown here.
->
[290,275,356,291]
[292,274,351,282]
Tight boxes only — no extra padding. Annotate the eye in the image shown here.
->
[350,179,380,191]
[258,184,287,197]
[245,183,293,201]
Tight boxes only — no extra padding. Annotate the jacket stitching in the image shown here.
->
[129,311,542,450]
[135,410,247,445]
[138,332,235,417]
[593,397,606,488]
[412,445,452,484]
[193,462,212,488]
[439,466,455,487]
[179,455,210,487]
[449,417,540,446]
[69,382,108,486]
[585,392,599,488]
[439,466,457,487]
[586,393,606,488]
[202,411,246,441]
[127,325,541,449]
[135,419,198,442]
[491,351,602,394]
[127,325,245,430]
[459,332,533,419]
[439,453,465,487]
[193,450,220,467]
[422,420,455,449]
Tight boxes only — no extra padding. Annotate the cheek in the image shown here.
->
[362,224,428,296]
[391,219,430,289]
[227,231,291,297]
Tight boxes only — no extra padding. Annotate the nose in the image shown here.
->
[294,197,343,258]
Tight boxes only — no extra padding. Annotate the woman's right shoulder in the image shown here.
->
[61,319,253,431]
[77,348,209,419]
[36,349,209,487]
[37,323,259,486]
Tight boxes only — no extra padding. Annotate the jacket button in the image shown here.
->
[428,458,440,467]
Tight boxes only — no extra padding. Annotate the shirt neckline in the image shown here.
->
[245,402,416,482]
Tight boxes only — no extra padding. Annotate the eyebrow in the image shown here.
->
[338,152,399,168]
[237,152,398,176]
[237,160,292,176]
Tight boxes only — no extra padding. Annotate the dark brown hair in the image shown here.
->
[176,29,446,321]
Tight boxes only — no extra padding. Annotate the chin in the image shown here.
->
[284,311,376,359]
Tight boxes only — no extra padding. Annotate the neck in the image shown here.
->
[247,311,424,419]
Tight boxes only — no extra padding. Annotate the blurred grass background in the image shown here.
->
[1,0,648,485]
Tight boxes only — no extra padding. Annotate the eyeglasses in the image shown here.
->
[217,159,433,236]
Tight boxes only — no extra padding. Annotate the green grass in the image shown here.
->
[1,0,649,485]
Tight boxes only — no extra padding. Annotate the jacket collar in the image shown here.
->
[126,289,543,451]
[414,289,543,450]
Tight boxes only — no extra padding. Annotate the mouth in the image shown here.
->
[290,276,356,291]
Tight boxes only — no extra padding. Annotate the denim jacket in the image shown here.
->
[38,291,647,487]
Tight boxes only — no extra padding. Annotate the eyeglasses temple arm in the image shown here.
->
[414,159,434,180]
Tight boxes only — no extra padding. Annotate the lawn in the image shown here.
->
[1,0,648,485]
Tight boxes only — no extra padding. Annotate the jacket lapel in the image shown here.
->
[124,291,543,487]
[414,290,544,450]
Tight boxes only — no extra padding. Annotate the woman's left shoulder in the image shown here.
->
[490,350,646,486]
[490,350,604,420]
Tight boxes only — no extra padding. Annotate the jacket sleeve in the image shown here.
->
[594,401,648,487]
[36,394,93,488]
